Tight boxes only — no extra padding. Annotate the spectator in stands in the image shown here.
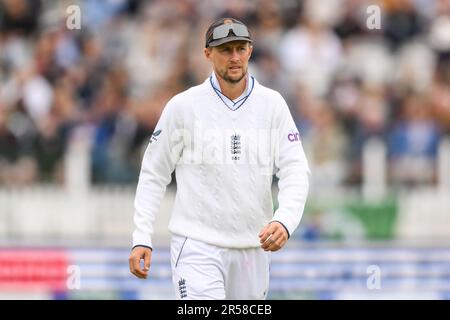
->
[388,94,441,186]
[279,0,343,97]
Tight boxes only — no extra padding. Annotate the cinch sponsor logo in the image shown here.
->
[288,132,300,142]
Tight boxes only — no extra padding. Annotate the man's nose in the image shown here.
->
[230,49,240,61]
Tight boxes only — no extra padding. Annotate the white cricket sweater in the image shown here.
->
[132,75,310,249]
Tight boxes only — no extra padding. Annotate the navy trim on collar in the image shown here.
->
[209,76,255,111]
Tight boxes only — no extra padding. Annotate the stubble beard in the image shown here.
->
[218,66,247,84]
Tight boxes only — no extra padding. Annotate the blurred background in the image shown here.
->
[1,0,450,299]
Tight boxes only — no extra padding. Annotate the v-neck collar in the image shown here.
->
[209,72,255,112]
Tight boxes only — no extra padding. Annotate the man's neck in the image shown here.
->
[215,72,247,100]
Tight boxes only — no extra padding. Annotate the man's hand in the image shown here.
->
[129,246,152,279]
[259,222,289,252]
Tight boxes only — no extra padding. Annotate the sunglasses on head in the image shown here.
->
[212,23,250,40]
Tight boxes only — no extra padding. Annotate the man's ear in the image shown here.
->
[204,47,212,60]
[248,45,253,60]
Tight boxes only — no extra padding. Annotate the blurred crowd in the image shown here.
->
[1,0,450,187]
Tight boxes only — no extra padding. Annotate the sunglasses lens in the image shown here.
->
[232,24,249,37]
[212,23,249,40]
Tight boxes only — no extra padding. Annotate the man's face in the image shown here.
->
[204,41,253,84]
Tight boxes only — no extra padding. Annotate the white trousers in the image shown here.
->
[170,234,270,300]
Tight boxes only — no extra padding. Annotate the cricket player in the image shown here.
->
[129,17,310,300]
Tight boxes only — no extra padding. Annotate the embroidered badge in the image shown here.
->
[230,134,241,161]
[178,278,187,298]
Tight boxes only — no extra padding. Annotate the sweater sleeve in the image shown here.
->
[132,98,184,248]
[270,95,310,238]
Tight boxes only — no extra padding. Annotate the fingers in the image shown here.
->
[259,222,288,252]
[129,248,152,279]
[264,234,287,252]
[261,231,283,251]
[144,250,151,272]
[259,223,275,244]
[129,256,147,279]
[128,256,141,279]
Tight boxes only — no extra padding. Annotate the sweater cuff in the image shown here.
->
[131,245,153,251]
